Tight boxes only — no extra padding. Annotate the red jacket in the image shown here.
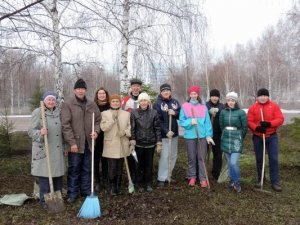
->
[247,100,284,138]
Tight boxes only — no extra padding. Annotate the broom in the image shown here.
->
[77,112,101,219]
[40,101,65,213]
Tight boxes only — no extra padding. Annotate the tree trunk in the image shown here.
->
[120,0,130,93]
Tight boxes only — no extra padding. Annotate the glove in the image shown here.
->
[166,131,174,138]
[191,118,197,125]
[112,110,118,119]
[130,140,136,146]
[118,130,126,137]
[206,137,215,145]
[156,142,162,154]
[209,107,219,117]
[168,109,176,116]
[255,126,266,134]
[129,144,135,153]
[260,121,271,128]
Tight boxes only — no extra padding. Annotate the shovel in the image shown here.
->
[116,117,134,193]
[40,101,65,213]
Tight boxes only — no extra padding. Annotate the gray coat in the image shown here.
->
[28,107,65,177]
[61,97,101,153]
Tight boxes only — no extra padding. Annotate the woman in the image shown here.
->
[219,92,248,193]
[94,87,110,192]
[179,85,214,188]
[130,92,162,192]
[28,91,65,209]
[100,94,131,195]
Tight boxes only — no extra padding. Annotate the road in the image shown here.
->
[5,111,300,132]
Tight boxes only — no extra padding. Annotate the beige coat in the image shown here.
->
[100,109,131,159]
[61,97,101,153]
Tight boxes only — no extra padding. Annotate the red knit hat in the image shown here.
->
[188,85,200,95]
[109,94,121,103]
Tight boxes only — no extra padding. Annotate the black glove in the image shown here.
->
[255,126,266,134]
[260,121,271,128]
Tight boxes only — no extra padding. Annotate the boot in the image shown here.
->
[109,178,117,196]
[116,175,122,195]
[102,177,109,193]
[94,177,101,192]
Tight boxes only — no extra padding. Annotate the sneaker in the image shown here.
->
[66,197,76,203]
[40,202,47,209]
[225,181,234,189]
[254,182,262,189]
[157,181,165,187]
[272,183,282,192]
[200,180,208,188]
[233,183,241,193]
[146,185,153,192]
[139,187,146,193]
[189,178,196,186]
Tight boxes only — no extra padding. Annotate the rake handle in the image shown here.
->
[260,108,266,190]
[40,101,55,194]
[191,108,210,189]
[168,114,172,185]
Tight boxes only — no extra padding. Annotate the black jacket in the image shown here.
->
[130,107,162,146]
[206,100,225,135]
[153,95,181,138]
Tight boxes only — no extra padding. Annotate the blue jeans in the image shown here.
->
[253,134,280,185]
[225,152,241,184]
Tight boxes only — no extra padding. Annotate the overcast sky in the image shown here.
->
[204,0,295,53]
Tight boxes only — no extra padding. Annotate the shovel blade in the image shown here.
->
[44,191,65,213]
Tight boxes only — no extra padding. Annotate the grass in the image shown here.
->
[0,120,300,225]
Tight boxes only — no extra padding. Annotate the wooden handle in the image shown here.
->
[40,101,54,194]
[260,108,266,188]
[91,112,95,193]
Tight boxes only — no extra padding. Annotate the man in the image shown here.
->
[206,89,225,181]
[247,88,284,192]
[122,78,143,183]
[61,78,101,203]
[153,83,181,187]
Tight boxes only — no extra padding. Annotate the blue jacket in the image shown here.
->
[153,95,181,138]
[179,101,212,139]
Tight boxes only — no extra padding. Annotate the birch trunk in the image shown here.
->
[120,0,130,93]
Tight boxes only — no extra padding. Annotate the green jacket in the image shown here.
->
[219,107,248,154]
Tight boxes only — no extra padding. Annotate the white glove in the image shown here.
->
[156,142,162,154]
[168,109,176,116]
[166,131,174,138]
[209,107,219,117]
[191,118,197,125]
[129,144,135,153]
[206,137,215,145]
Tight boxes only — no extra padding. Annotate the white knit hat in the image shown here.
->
[138,92,151,102]
[226,91,238,101]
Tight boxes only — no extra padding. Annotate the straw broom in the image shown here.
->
[77,112,101,219]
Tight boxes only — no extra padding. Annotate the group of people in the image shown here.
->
[28,77,284,209]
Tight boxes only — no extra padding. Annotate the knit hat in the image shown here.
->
[210,89,220,98]
[160,83,171,92]
[74,78,87,89]
[226,91,238,101]
[138,92,151,102]
[130,78,143,86]
[188,85,200,95]
[42,91,57,103]
[257,88,269,97]
[109,94,121,103]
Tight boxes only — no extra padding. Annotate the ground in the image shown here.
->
[0,120,300,225]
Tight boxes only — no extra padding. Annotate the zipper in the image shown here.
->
[229,108,231,150]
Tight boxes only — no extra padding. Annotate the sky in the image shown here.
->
[203,0,296,53]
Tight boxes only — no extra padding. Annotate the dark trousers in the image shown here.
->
[127,154,137,183]
[39,176,63,204]
[94,141,108,183]
[135,146,155,187]
[211,135,223,180]
[107,158,124,179]
[253,134,280,185]
[67,145,91,199]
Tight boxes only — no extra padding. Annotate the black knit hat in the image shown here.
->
[160,83,171,92]
[257,88,269,97]
[130,78,142,86]
[74,78,87,89]
[210,89,220,98]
